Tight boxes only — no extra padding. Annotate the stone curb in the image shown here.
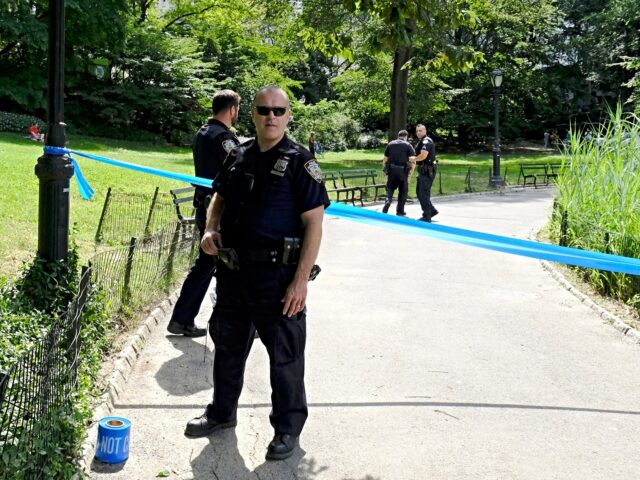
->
[530,227,640,345]
[79,290,179,472]
[539,260,640,344]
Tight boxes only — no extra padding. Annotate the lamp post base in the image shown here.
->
[489,175,505,187]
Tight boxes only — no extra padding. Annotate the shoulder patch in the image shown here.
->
[222,138,237,153]
[304,160,324,184]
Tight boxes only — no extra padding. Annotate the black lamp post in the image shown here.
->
[489,68,505,187]
[35,0,73,261]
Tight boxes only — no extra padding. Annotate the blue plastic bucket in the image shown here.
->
[95,416,131,463]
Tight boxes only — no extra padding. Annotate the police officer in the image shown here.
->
[382,130,416,216]
[414,124,439,222]
[185,86,330,461]
[166,90,240,337]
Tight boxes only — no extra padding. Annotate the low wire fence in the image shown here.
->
[324,165,509,204]
[1,187,199,477]
[91,221,198,315]
[95,186,190,244]
[0,268,91,479]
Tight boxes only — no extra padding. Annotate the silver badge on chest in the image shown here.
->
[271,157,289,177]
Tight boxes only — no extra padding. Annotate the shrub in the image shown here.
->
[356,130,386,149]
[0,111,46,134]
[291,100,362,151]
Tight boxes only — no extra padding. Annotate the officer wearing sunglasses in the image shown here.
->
[185,86,330,461]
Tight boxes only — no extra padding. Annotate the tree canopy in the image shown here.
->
[0,0,638,146]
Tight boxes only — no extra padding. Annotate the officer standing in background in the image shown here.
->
[414,124,439,222]
[382,130,416,216]
[185,86,330,461]
[167,90,240,337]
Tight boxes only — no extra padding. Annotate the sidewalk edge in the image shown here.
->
[531,227,640,345]
[78,290,179,473]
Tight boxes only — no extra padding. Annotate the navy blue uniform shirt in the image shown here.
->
[384,139,415,166]
[414,136,436,166]
[216,136,330,249]
[193,118,238,195]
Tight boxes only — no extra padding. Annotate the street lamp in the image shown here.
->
[489,68,505,187]
[35,0,73,261]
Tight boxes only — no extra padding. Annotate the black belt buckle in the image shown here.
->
[217,247,240,270]
[282,237,301,265]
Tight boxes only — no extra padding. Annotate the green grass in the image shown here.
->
[0,132,193,276]
[318,148,564,200]
[0,131,561,278]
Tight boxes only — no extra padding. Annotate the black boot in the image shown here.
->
[265,434,299,460]
[184,406,237,438]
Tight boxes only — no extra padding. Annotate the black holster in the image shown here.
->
[193,189,213,209]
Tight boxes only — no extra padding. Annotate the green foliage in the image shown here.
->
[333,52,391,130]
[67,29,217,144]
[0,111,45,133]
[12,249,79,315]
[291,100,361,151]
[0,244,112,478]
[551,107,640,305]
[0,402,86,480]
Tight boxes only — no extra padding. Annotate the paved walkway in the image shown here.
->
[90,188,640,480]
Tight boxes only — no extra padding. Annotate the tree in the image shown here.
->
[300,0,480,138]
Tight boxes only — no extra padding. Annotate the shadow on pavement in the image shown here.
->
[154,336,214,397]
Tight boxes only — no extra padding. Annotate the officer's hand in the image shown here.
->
[282,277,308,317]
[201,230,222,256]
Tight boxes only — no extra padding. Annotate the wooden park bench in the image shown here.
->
[545,163,562,183]
[341,169,387,202]
[169,186,196,227]
[518,163,552,188]
[323,171,363,206]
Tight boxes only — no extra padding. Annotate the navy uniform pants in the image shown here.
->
[416,171,438,221]
[170,205,216,327]
[385,167,409,213]
[207,263,308,436]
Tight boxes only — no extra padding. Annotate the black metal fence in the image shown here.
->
[95,187,186,244]
[0,267,91,480]
[325,165,507,204]
[91,220,198,315]
[1,187,199,477]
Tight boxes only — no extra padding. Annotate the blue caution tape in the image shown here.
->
[43,146,640,275]
[44,146,212,200]
[95,416,131,464]
[327,203,640,275]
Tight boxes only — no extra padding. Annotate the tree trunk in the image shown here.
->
[389,45,412,141]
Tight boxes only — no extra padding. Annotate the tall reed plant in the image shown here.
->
[551,107,640,307]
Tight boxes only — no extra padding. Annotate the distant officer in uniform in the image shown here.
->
[382,130,416,216]
[414,124,439,222]
[167,90,240,337]
[185,86,330,461]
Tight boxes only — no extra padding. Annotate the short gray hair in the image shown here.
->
[252,85,290,108]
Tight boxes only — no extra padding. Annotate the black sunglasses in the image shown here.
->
[255,106,288,117]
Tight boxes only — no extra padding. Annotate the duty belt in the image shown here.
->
[217,237,301,270]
